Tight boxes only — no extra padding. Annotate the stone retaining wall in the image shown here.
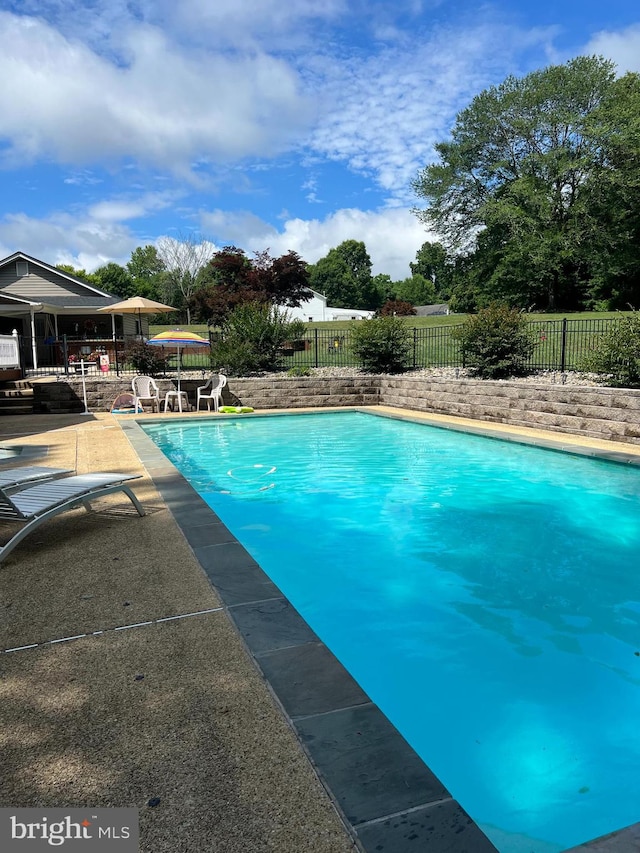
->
[379,377,640,444]
[32,374,380,414]
[31,375,640,444]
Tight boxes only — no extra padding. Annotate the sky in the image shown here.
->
[1,1,639,281]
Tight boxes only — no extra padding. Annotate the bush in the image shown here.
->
[212,303,306,375]
[581,312,640,387]
[451,304,536,379]
[378,300,416,316]
[124,341,167,376]
[350,316,412,373]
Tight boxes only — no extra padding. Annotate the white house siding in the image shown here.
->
[281,290,374,322]
[282,292,328,322]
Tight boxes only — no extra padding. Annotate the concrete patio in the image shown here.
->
[0,412,356,853]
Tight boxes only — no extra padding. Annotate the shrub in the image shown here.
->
[451,303,536,379]
[378,299,416,316]
[350,316,412,373]
[124,341,167,376]
[581,312,640,387]
[287,366,311,377]
[212,302,306,375]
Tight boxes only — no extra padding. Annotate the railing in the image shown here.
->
[18,318,618,378]
[20,335,213,379]
[272,320,617,372]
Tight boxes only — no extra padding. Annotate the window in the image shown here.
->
[16,261,29,277]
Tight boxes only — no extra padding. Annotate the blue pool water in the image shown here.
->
[143,411,640,852]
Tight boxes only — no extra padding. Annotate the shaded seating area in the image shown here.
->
[0,472,145,562]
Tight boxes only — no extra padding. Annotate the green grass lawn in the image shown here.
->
[148,310,628,372]
[150,310,632,337]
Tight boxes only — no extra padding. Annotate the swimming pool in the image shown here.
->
[142,410,640,852]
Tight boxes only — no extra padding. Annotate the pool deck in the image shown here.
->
[1,406,639,853]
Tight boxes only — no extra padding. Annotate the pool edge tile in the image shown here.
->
[355,799,499,853]
[561,822,640,852]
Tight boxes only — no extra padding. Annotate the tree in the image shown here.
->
[410,242,453,300]
[372,273,394,304]
[127,245,167,301]
[581,72,640,309]
[413,56,640,311]
[56,264,98,285]
[156,234,214,324]
[308,240,380,310]
[378,300,416,316]
[191,247,312,326]
[93,262,135,298]
[252,250,312,308]
[393,274,436,306]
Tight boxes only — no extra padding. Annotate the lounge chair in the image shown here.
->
[0,472,145,563]
[196,373,227,412]
[132,375,160,413]
[0,466,72,493]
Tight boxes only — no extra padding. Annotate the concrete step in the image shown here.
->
[0,380,34,415]
[0,404,36,415]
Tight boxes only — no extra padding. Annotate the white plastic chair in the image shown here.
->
[132,375,160,413]
[196,373,227,412]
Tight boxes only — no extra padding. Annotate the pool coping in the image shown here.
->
[120,407,640,853]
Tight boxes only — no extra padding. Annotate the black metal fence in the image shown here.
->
[19,335,213,380]
[268,319,618,372]
[19,318,618,378]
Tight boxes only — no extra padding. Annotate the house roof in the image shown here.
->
[0,251,119,301]
[0,292,39,306]
[415,303,449,316]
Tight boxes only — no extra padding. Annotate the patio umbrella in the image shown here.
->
[146,329,210,395]
[96,296,177,336]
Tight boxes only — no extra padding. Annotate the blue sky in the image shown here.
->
[1,0,639,279]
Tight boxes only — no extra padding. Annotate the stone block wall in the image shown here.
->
[30,374,640,445]
[33,374,381,414]
[379,378,640,444]
[224,376,380,409]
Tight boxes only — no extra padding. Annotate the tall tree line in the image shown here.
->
[412,55,640,312]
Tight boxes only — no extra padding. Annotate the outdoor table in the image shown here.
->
[163,390,190,413]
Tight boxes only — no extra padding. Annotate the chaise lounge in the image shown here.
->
[0,472,145,563]
[0,466,72,493]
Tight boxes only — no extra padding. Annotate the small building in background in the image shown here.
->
[281,289,374,322]
[414,304,450,316]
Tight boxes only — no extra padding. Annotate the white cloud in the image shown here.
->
[306,20,557,203]
[0,11,313,173]
[583,24,640,74]
[165,0,348,50]
[0,201,432,281]
[0,212,137,272]
[87,191,178,223]
[200,206,436,279]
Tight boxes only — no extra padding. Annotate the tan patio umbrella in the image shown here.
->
[97,296,177,333]
[96,296,177,376]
